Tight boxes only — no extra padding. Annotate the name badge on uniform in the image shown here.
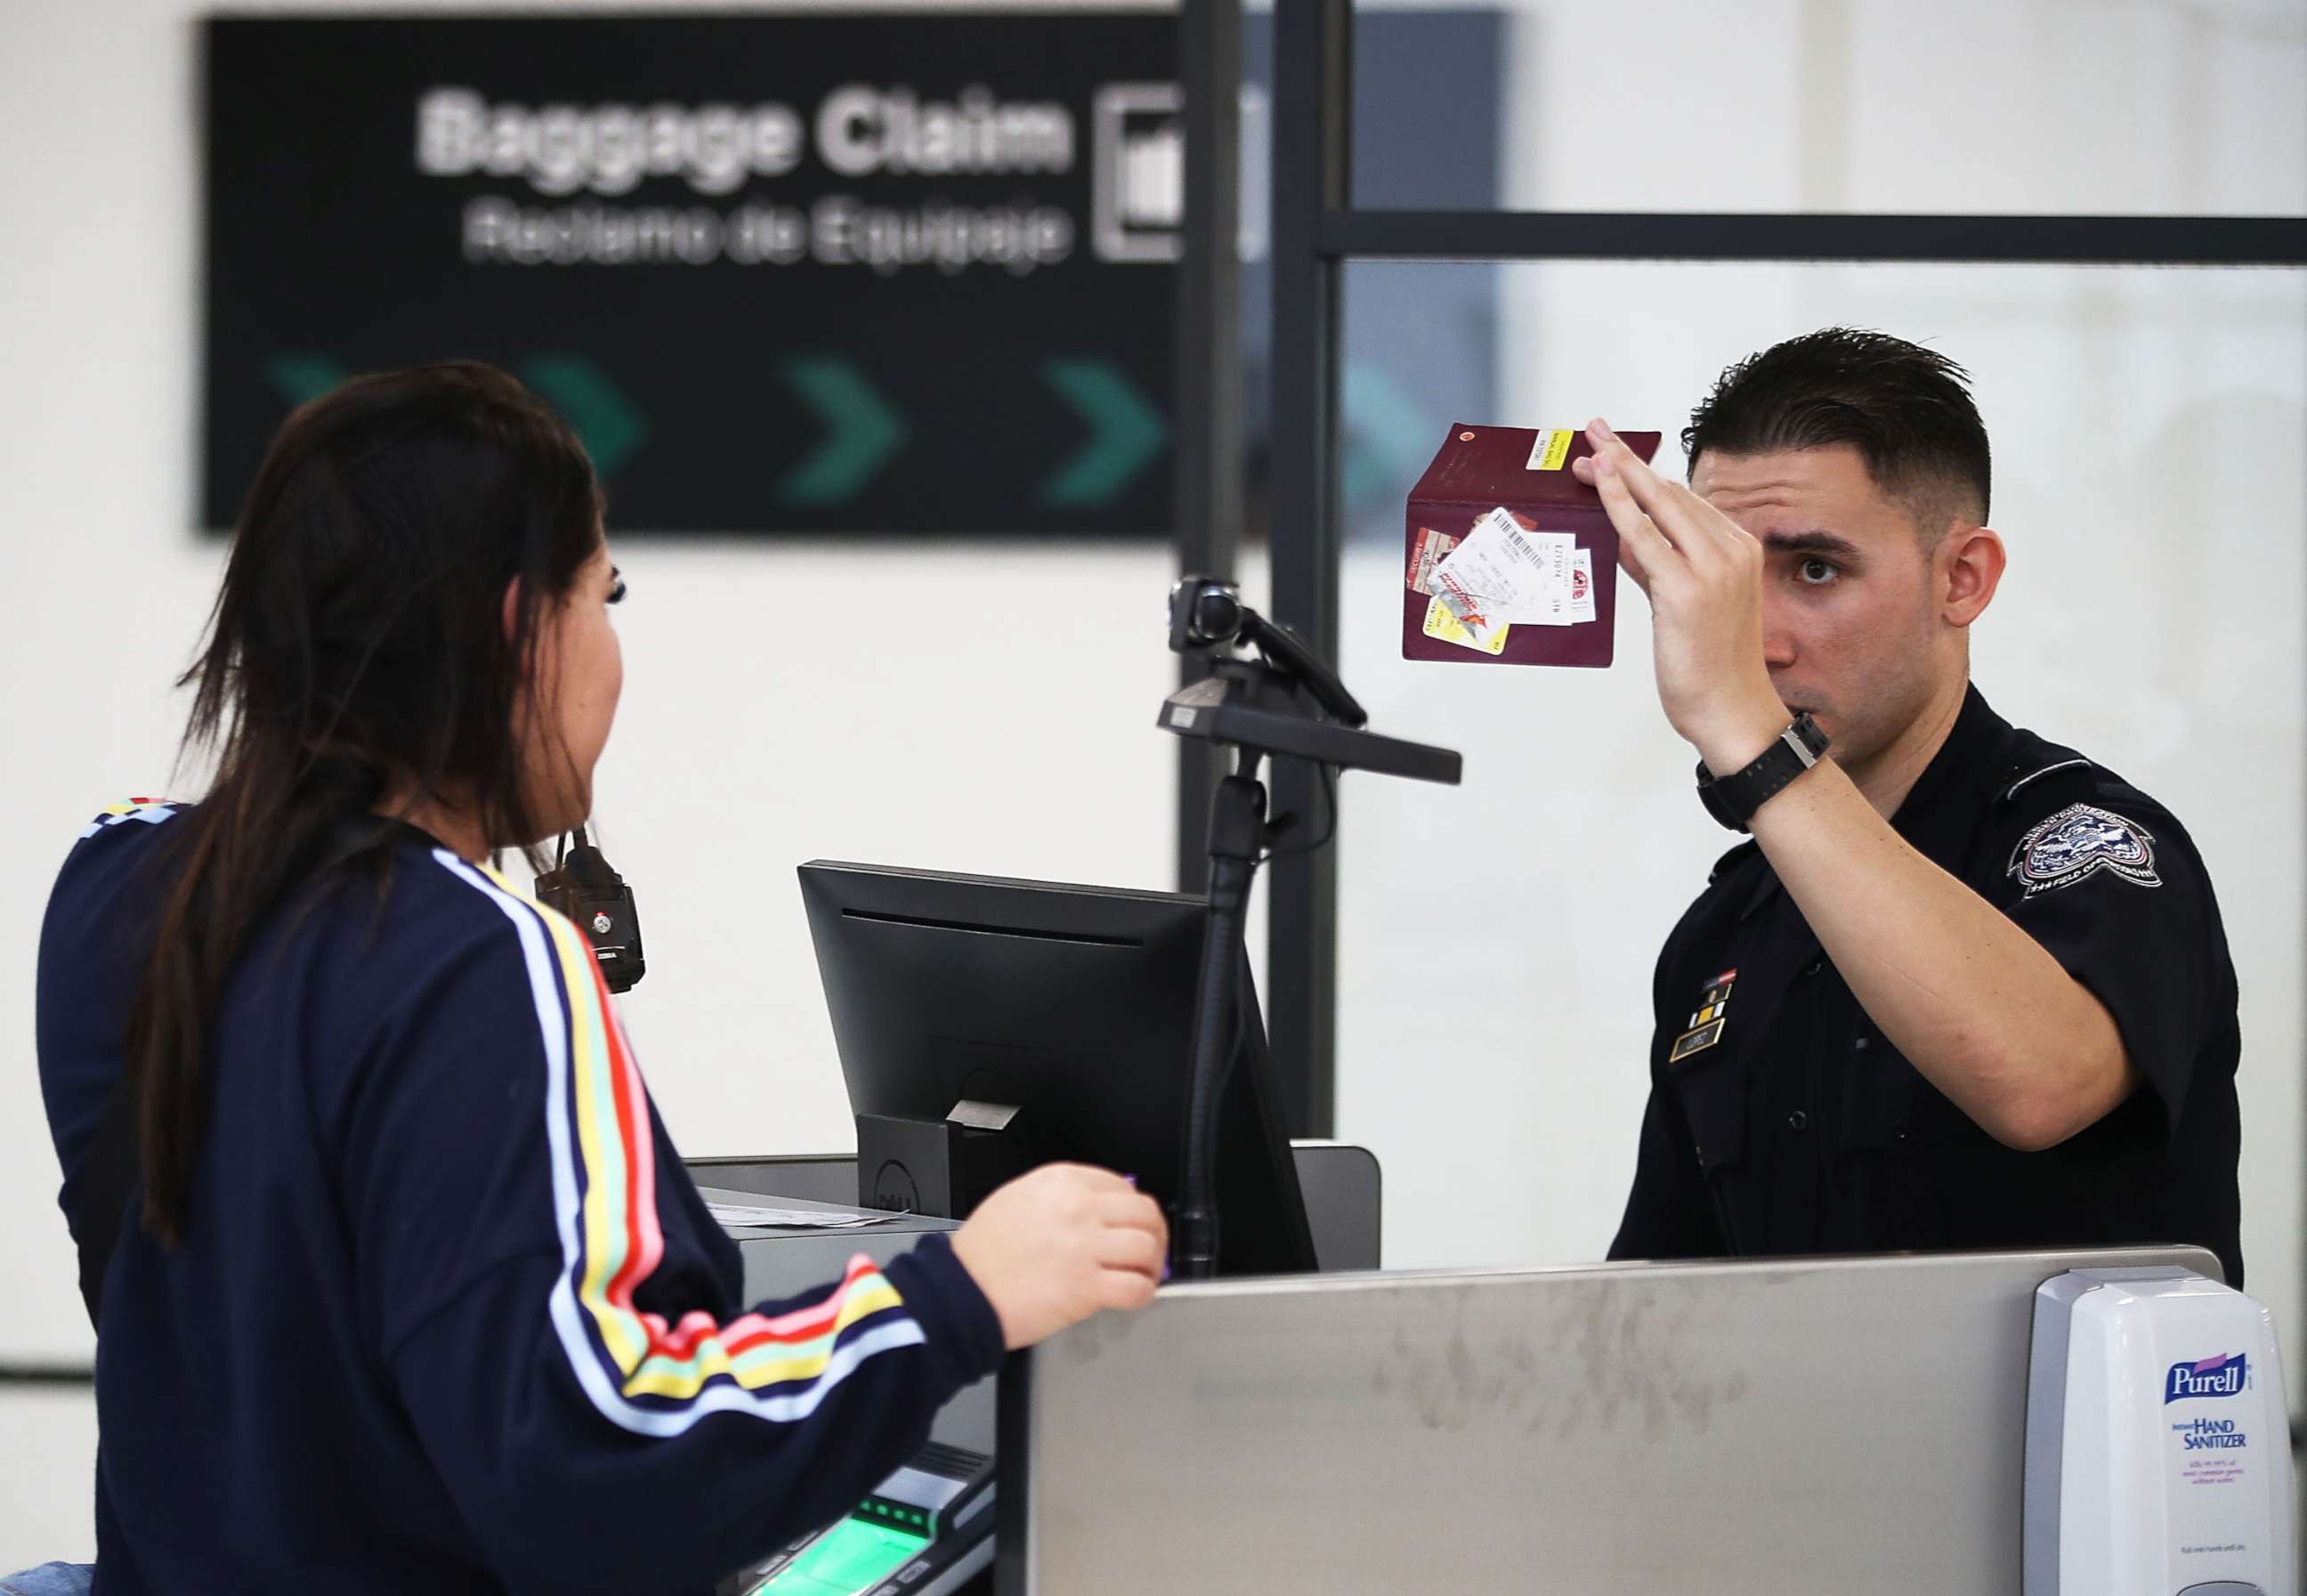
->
[1669,967,1736,1062]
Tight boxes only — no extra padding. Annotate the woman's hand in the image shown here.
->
[951,1163,1170,1349]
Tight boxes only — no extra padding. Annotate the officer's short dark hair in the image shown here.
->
[1683,328,1992,539]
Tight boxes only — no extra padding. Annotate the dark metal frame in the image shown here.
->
[1235,0,2307,1135]
[1324,210,2307,265]
[1173,0,1245,888]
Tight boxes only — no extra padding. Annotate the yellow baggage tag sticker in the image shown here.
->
[1421,593,1509,655]
[1526,428,1575,471]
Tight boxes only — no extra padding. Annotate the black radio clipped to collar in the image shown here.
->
[535,825,645,992]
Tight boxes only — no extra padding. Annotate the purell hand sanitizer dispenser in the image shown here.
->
[2026,1268,2296,1595]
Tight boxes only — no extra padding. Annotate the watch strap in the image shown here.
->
[1696,714,1829,831]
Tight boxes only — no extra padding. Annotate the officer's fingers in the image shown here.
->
[1657,477,1761,565]
[1591,451,1680,592]
[1613,531,1655,598]
[1583,426,1680,547]
[1579,446,1658,595]
[1595,441,1732,575]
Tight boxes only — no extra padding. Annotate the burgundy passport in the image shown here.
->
[1402,423,1663,668]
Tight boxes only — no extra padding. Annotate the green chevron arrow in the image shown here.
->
[520,355,648,478]
[779,358,908,506]
[1340,361,1434,510]
[265,354,349,407]
[1040,358,1166,508]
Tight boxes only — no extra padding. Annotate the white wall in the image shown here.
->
[1485,0,2307,217]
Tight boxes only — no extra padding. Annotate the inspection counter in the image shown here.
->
[690,1148,2229,1594]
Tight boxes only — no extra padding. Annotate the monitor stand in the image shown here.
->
[855,1101,1030,1219]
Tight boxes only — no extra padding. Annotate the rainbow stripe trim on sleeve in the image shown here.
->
[431,849,926,1437]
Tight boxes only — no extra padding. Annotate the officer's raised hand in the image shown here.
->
[1571,417,1788,778]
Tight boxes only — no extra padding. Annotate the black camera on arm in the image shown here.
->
[1166,577,1375,756]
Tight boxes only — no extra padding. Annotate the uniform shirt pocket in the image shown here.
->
[1667,1046,1748,1178]
[1833,1022,1919,1155]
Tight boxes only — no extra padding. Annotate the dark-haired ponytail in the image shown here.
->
[125,362,601,1244]
[125,748,390,1242]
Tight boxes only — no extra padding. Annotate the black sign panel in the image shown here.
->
[203,15,1177,534]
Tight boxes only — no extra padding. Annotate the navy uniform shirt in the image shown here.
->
[1607,686,2243,1285]
[36,804,1005,1596]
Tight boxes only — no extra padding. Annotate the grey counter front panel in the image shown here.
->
[1003,1244,2221,1596]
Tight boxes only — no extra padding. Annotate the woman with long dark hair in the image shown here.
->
[31,362,1165,1595]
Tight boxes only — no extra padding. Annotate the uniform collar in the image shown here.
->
[1884,684,2015,864]
[1735,683,2012,921]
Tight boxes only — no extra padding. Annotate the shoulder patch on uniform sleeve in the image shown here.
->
[2007,802,2161,896]
[78,798,182,839]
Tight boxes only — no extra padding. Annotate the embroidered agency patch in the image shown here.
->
[2008,803,2162,897]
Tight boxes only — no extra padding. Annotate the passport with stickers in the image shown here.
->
[1402,422,1662,668]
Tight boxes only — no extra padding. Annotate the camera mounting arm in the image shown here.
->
[1157,577,1461,1279]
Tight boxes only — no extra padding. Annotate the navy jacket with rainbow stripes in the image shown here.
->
[36,804,1006,1596]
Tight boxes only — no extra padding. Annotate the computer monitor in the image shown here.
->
[797,861,1318,1277]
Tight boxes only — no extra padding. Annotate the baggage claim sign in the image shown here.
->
[202,15,1178,534]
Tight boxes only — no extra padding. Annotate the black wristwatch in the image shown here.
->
[1696,713,1830,831]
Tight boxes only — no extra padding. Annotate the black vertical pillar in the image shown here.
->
[1173,0,1244,891]
[1264,0,1348,1136]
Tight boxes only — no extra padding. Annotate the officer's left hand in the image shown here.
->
[1572,418,1788,775]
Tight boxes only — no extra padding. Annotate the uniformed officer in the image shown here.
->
[1575,328,2242,1284]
